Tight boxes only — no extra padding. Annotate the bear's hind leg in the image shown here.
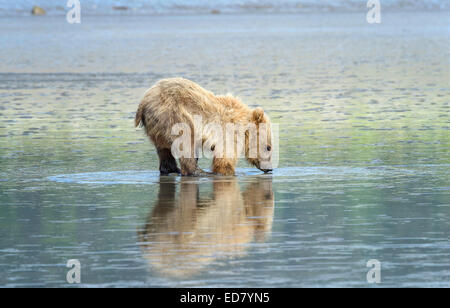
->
[157,148,181,175]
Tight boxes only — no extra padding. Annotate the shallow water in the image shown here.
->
[0,12,449,287]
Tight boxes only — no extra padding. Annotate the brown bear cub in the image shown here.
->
[135,78,273,176]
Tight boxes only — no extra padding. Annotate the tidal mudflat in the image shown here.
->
[0,12,449,287]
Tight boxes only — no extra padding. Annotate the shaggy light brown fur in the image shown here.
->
[135,77,272,176]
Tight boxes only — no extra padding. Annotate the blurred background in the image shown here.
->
[1,0,449,15]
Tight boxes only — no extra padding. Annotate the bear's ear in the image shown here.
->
[252,107,265,123]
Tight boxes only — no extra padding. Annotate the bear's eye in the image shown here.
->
[267,145,271,151]
[211,145,215,151]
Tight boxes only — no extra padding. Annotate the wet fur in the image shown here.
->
[135,78,270,176]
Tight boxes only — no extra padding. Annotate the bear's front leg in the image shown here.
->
[179,157,211,176]
[212,157,236,176]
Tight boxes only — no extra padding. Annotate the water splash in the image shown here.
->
[45,165,432,185]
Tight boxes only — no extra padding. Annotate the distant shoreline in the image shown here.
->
[2,0,449,17]
[1,8,450,18]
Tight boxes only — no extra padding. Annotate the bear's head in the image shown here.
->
[245,108,273,173]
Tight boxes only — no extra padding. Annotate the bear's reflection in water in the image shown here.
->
[139,177,274,278]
